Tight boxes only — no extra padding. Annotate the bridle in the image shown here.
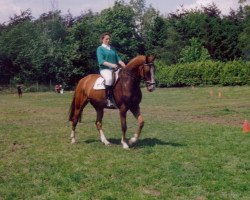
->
[116,61,156,87]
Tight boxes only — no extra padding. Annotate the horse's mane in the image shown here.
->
[126,55,145,69]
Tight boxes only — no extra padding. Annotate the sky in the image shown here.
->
[0,0,249,23]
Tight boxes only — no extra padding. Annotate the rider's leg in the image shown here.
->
[100,69,115,107]
[105,85,115,107]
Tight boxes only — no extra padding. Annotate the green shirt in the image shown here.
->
[96,45,121,70]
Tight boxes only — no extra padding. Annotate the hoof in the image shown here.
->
[71,138,76,144]
[101,138,111,146]
[104,141,111,146]
[121,141,129,149]
[129,137,138,145]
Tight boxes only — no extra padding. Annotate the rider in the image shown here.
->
[96,32,126,107]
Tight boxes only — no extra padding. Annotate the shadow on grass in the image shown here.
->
[84,137,184,148]
[135,138,185,148]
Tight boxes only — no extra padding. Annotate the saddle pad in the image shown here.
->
[93,68,121,90]
[93,77,105,90]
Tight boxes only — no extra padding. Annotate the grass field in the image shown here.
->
[0,86,249,200]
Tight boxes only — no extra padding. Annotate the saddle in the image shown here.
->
[93,68,121,90]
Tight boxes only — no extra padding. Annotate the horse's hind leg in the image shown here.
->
[95,108,111,146]
[129,106,144,145]
[71,96,88,144]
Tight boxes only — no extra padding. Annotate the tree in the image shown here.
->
[0,1,248,87]
[96,0,139,61]
[145,15,167,55]
[179,38,210,63]
[129,0,159,54]
[63,10,99,86]
[0,21,38,83]
[0,9,35,84]
[129,0,146,37]
[239,3,250,60]
[8,9,33,27]
[162,25,184,64]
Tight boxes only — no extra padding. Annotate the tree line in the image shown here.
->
[0,0,249,88]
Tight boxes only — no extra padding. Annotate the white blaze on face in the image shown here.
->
[148,65,155,91]
[150,66,155,84]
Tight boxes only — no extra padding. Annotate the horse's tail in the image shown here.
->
[69,92,76,122]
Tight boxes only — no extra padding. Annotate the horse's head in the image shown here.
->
[125,55,156,92]
[139,55,156,92]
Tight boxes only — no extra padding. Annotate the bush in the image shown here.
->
[155,60,250,87]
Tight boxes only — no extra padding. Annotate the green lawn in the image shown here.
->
[0,86,249,200]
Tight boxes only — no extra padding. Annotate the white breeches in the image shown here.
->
[100,69,113,86]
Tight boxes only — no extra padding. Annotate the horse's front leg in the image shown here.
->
[71,121,77,144]
[129,106,144,146]
[120,107,129,149]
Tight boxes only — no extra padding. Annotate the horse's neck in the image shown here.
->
[122,67,140,83]
[116,67,141,93]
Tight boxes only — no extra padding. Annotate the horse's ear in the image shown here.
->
[146,55,156,63]
[151,55,156,61]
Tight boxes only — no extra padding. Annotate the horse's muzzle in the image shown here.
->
[146,82,156,92]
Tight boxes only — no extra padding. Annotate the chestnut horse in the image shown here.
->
[69,55,156,149]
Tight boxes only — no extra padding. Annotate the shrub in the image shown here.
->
[155,60,250,87]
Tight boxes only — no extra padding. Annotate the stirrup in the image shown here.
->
[107,99,116,108]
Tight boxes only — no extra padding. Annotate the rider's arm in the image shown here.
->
[97,47,117,68]
[102,61,117,68]
[114,50,125,68]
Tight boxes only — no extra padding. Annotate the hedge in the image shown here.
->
[155,60,250,87]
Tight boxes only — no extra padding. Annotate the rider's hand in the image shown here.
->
[115,65,121,71]
[111,64,118,69]
[118,61,126,68]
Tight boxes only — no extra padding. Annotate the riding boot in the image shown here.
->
[105,85,116,108]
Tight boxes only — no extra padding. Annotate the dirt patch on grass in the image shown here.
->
[144,104,249,127]
[142,187,161,196]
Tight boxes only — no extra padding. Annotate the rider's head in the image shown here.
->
[100,32,111,46]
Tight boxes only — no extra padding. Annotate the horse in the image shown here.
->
[69,55,156,149]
